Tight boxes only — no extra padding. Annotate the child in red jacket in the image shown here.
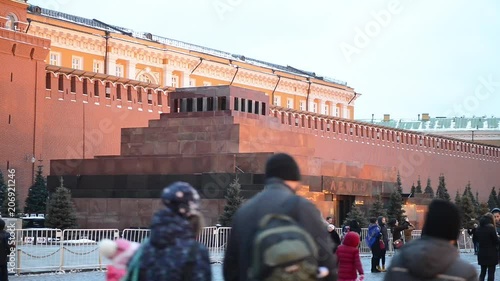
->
[336,231,364,281]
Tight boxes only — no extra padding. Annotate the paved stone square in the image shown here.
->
[9,253,497,280]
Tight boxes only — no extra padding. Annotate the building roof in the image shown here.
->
[27,5,348,87]
[357,117,500,131]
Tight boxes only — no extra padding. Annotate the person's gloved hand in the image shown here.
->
[358,274,364,281]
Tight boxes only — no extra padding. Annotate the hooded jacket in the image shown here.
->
[336,232,363,280]
[223,178,337,281]
[137,208,211,281]
[383,236,478,281]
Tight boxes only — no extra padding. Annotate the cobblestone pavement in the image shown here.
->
[9,253,497,280]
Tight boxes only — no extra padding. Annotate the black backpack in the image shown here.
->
[248,196,319,281]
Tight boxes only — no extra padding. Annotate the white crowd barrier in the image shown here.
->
[10,227,474,274]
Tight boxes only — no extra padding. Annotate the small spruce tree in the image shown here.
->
[218,177,244,227]
[487,187,498,210]
[410,183,416,197]
[435,174,451,201]
[24,165,49,215]
[415,176,423,194]
[455,190,464,225]
[387,189,405,222]
[344,203,368,228]
[461,190,476,228]
[0,170,6,210]
[45,177,77,230]
[1,170,20,217]
[368,194,387,219]
[396,171,403,195]
[424,178,434,198]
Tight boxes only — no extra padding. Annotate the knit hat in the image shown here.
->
[265,153,301,181]
[161,181,201,218]
[422,199,461,241]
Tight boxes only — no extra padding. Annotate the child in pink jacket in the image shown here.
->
[99,238,140,281]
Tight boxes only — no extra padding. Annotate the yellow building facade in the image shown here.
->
[25,4,358,118]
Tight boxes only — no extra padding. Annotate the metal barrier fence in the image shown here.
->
[11,227,474,273]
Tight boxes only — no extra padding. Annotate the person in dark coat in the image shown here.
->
[0,219,12,281]
[336,231,364,281]
[401,217,415,242]
[223,153,337,281]
[377,216,388,271]
[384,199,478,281]
[134,182,211,281]
[476,213,498,281]
[349,220,362,240]
[388,218,409,251]
[328,224,341,253]
[468,222,479,255]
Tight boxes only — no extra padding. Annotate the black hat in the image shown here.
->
[422,199,461,241]
[265,153,301,181]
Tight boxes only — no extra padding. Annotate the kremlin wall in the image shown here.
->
[0,0,499,228]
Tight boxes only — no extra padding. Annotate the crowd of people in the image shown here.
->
[1,152,487,280]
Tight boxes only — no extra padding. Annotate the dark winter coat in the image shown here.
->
[137,208,211,281]
[0,231,10,264]
[329,229,341,253]
[467,228,477,243]
[390,224,408,242]
[223,178,338,281]
[378,217,389,246]
[402,221,415,242]
[337,232,363,280]
[476,216,499,266]
[383,236,478,281]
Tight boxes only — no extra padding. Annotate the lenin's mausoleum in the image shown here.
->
[1,0,499,229]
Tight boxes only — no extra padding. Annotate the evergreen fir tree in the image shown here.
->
[487,187,498,210]
[368,194,387,219]
[455,190,463,225]
[396,171,403,195]
[45,177,77,230]
[218,177,244,227]
[345,203,368,228]
[387,189,405,222]
[415,176,423,194]
[424,178,434,198]
[1,170,20,217]
[0,170,6,210]
[410,183,416,197]
[461,191,476,228]
[435,174,451,201]
[24,165,49,215]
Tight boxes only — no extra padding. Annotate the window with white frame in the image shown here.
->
[312,103,317,113]
[323,104,329,115]
[189,78,196,86]
[71,56,83,70]
[287,98,293,109]
[299,100,305,111]
[93,60,104,73]
[115,65,124,77]
[335,107,340,117]
[171,75,179,87]
[49,52,61,66]
[345,108,351,118]
[274,96,281,106]
[203,81,212,86]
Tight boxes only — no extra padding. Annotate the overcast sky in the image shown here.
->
[28,0,500,120]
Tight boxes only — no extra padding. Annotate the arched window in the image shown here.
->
[5,14,17,31]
